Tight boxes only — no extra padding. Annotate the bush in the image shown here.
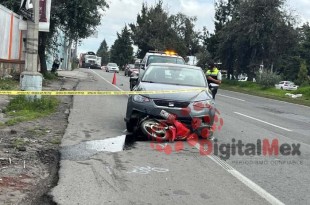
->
[255,70,282,88]
[296,61,309,86]
[292,86,310,99]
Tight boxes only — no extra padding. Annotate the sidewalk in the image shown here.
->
[57,70,88,80]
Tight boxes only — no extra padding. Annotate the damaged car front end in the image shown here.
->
[125,63,216,140]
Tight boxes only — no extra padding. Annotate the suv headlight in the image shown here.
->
[193,100,214,109]
[133,95,150,103]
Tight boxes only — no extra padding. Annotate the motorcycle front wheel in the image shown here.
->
[141,119,170,141]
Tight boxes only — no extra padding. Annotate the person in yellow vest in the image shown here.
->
[206,62,222,99]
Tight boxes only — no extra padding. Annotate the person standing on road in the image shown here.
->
[206,61,222,99]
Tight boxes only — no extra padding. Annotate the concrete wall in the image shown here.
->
[0,4,26,77]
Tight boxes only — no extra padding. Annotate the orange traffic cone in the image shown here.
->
[112,72,116,85]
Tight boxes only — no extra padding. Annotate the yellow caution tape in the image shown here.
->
[0,88,208,96]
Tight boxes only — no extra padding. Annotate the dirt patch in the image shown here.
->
[0,77,80,205]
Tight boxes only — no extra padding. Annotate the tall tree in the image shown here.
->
[96,39,109,65]
[299,23,310,73]
[216,0,298,79]
[1,0,20,12]
[130,1,200,58]
[110,25,134,68]
[170,13,200,56]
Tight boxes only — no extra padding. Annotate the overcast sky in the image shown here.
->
[78,0,310,55]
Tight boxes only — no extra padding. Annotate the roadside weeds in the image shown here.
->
[0,76,79,205]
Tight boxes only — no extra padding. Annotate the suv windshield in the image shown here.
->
[142,65,206,87]
[108,63,117,66]
[147,55,185,66]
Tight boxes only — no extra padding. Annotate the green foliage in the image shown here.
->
[292,86,310,99]
[110,26,134,68]
[208,0,300,79]
[13,138,29,149]
[299,23,310,71]
[0,79,19,90]
[5,96,59,125]
[50,137,62,145]
[255,70,282,88]
[56,0,109,41]
[1,0,20,12]
[7,96,58,112]
[297,61,310,86]
[130,1,200,58]
[43,72,58,80]
[97,40,109,65]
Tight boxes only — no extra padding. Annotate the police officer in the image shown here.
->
[206,61,222,99]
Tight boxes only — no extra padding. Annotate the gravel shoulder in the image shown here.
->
[0,75,81,205]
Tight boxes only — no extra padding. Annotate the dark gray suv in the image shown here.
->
[125,63,216,134]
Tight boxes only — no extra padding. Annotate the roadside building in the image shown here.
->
[0,4,26,77]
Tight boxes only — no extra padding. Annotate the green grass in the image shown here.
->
[13,138,29,149]
[43,72,58,80]
[221,79,310,106]
[0,79,19,90]
[25,127,48,137]
[5,95,59,126]
[50,137,61,145]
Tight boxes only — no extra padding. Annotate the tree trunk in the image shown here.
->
[38,32,48,75]
[67,40,72,70]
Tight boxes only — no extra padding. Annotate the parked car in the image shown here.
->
[238,77,248,82]
[125,63,215,133]
[106,63,119,73]
[275,81,298,90]
[124,64,139,76]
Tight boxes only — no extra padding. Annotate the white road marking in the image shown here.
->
[90,69,124,92]
[194,144,285,205]
[234,112,292,132]
[218,94,245,102]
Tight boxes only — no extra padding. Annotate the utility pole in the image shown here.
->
[20,0,42,98]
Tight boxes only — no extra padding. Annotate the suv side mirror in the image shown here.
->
[129,76,139,91]
[139,63,145,70]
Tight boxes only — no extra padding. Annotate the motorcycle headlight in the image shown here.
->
[133,95,150,103]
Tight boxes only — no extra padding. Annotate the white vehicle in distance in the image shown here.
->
[275,81,298,90]
[106,63,120,73]
[238,77,248,82]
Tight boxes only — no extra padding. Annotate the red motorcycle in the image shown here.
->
[140,110,216,142]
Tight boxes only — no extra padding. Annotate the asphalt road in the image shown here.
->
[51,68,310,205]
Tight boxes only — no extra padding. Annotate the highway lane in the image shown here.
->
[93,69,310,204]
[111,69,310,204]
[52,68,309,204]
[89,69,310,204]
